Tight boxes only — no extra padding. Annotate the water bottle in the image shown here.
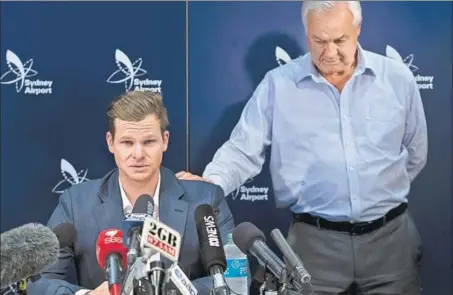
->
[224,233,249,295]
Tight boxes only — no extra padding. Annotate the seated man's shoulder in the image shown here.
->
[59,170,113,202]
[178,179,225,204]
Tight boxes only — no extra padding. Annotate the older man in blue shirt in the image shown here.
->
[178,1,427,294]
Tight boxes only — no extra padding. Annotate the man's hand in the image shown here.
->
[87,281,109,295]
[176,171,213,183]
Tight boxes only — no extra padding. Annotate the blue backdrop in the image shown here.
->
[1,2,452,295]
[0,1,187,228]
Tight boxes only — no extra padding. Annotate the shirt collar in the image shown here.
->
[298,42,376,83]
[119,172,161,215]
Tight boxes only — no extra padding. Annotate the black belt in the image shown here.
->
[292,203,408,236]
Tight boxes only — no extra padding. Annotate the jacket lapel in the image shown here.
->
[88,169,124,284]
[158,167,189,267]
[93,169,124,233]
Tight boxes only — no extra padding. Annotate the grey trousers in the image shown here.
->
[286,211,423,295]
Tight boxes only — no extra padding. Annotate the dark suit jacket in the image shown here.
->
[28,167,234,295]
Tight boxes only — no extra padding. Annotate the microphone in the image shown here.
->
[140,216,182,262]
[149,261,165,295]
[164,263,198,295]
[122,194,155,266]
[120,195,155,295]
[0,223,60,288]
[120,256,149,295]
[194,204,229,295]
[96,229,128,295]
[232,222,289,286]
[270,229,311,286]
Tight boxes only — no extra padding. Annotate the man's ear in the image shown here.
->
[356,23,361,37]
[106,131,114,154]
[162,130,169,152]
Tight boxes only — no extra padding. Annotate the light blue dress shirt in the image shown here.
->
[203,44,428,222]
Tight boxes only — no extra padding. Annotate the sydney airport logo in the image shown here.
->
[230,178,269,202]
[106,49,162,92]
[0,50,53,95]
[52,158,90,194]
[385,45,434,90]
[275,46,292,66]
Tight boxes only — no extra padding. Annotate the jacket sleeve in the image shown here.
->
[27,189,86,295]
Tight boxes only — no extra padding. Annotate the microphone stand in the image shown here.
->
[1,284,19,295]
[277,267,291,295]
[209,265,230,295]
[2,275,42,295]
[133,278,153,295]
[148,261,165,295]
[262,271,278,295]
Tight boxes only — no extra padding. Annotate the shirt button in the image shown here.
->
[349,166,355,171]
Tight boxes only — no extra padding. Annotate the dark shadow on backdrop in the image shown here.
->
[192,32,304,175]
[191,32,304,295]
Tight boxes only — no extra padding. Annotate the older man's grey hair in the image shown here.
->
[301,1,362,31]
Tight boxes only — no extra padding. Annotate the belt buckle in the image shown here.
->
[350,223,362,235]
[349,221,371,235]
[350,216,386,235]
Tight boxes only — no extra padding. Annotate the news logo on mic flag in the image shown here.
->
[96,229,127,269]
[167,263,197,295]
[140,216,181,262]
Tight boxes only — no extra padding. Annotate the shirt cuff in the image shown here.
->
[204,174,230,196]
[75,289,91,295]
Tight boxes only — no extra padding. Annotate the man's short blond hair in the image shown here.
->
[107,91,169,138]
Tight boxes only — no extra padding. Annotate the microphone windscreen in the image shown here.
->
[132,194,154,215]
[53,222,76,248]
[194,204,226,272]
[0,223,59,288]
[122,194,154,246]
[232,222,266,255]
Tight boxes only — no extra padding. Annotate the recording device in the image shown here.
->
[133,275,153,295]
[96,229,128,295]
[122,194,155,266]
[120,256,149,295]
[0,222,76,289]
[232,223,290,287]
[194,204,229,295]
[252,266,278,295]
[164,263,197,295]
[270,229,311,286]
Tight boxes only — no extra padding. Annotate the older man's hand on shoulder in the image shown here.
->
[176,171,214,183]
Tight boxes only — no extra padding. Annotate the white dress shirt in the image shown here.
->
[119,172,162,263]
